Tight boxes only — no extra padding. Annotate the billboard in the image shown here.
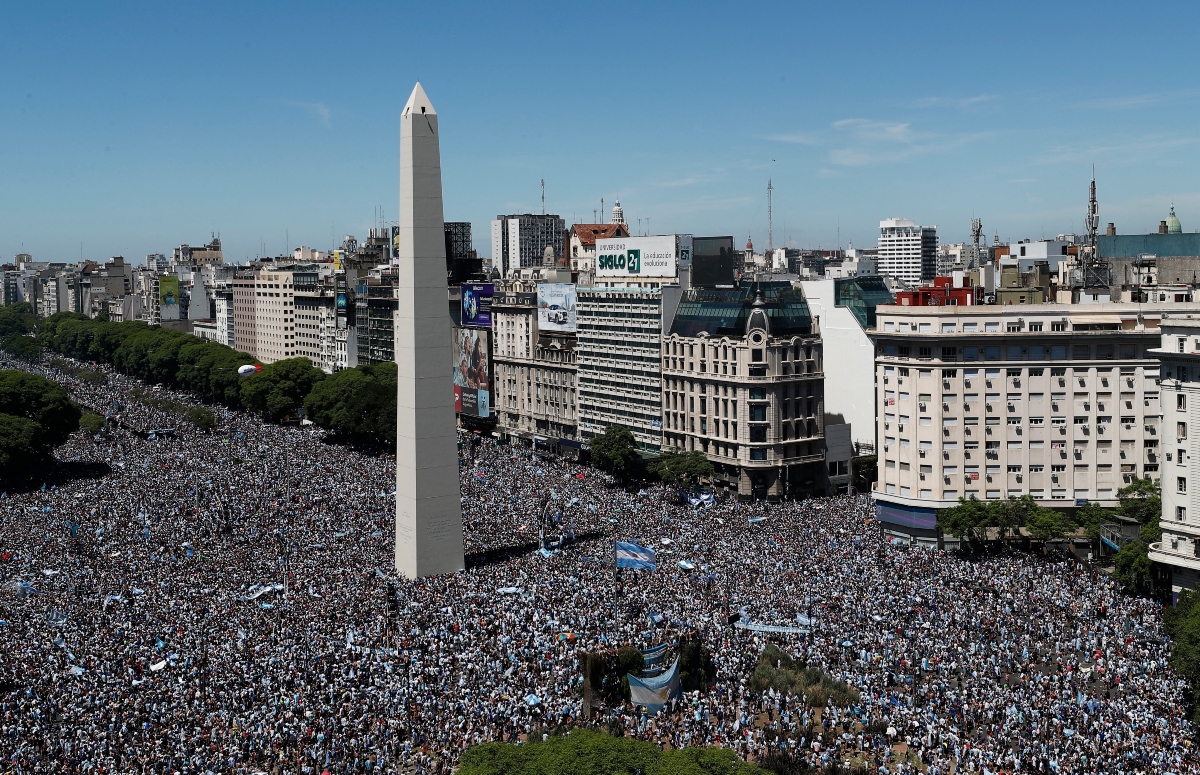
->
[159,275,180,321]
[452,327,491,418]
[595,235,677,278]
[460,283,494,328]
[537,283,577,333]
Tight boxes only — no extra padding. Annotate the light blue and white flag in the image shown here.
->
[628,657,682,713]
[641,643,669,667]
[615,542,657,570]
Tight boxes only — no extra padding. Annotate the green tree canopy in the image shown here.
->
[1164,590,1200,724]
[240,357,326,420]
[303,362,397,445]
[0,370,81,482]
[589,424,641,481]
[1110,477,1164,595]
[649,450,713,490]
[458,729,760,775]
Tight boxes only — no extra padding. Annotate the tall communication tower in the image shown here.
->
[1085,168,1099,247]
[540,179,545,215]
[970,217,983,269]
[767,179,774,253]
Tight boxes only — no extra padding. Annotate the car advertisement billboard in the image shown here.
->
[537,283,577,333]
[595,235,677,278]
[460,283,494,328]
[452,327,491,418]
[158,275,180,321]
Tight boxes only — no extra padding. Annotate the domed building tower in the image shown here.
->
[610,199,626,225]
[1167,205,1183,234]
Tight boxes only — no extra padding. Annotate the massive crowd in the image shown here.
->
[0,354,1194,775]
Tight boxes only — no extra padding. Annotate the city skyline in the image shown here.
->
[2,1,1200,262]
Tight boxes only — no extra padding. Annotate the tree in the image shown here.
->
[649,450,713,490]
[457,729,760,775]
[0,370,82,483]
[1164,590,1200,724]
[240,357,326,421]
[852,455,877,494]
[1025,503,1077,542]
[937,496,994,542]
[589,424,641,481]
[304,362,397,445]
[1,333,44,361]
[1075,501,1112,539]
[1109,478,1164,595]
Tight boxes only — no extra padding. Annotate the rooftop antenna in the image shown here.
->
[593,208,597,222]
[638,217,642,236]
[970,217,983,269]
[540,179,545,215]
[1085,165,1099,248]
[767,178,774,253]
[646,216,650,235]
[601,198,605,223]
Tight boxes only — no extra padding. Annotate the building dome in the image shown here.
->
[610,199,625,225]
[1167,205,1182,234]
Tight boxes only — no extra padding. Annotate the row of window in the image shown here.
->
[881,343,1141,361]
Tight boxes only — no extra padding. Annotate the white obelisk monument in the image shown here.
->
[395,82,464,578]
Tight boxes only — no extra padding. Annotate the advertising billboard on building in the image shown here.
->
[537,283,577,333]
[159,275,180,321]
[452,327,491,418]
[595,235,677,278]
[460,283,494,328]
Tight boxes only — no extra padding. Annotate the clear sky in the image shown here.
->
[2,1,1199,264]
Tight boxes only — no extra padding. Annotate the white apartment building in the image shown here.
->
[1149,317,1200,600]
[800,276,894,449]
[877,218,937,288]
[214,289,235,348]
[871,303,1199,543]
[294,264,339,373]
[491,290,580,451]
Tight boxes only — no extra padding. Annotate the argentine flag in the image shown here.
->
[615,542,657,570]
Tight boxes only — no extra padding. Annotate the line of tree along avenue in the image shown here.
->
[1,309,396,447]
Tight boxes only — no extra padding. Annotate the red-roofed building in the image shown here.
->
[892,275,983,307]
[565,223,631,272]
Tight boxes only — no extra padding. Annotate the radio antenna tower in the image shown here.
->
[1085,166,1099,247]
[970,217,983,269]
[540,179,545,215]
[767,178,774,253]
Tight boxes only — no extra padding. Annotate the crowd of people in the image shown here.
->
[0,353,1195,775]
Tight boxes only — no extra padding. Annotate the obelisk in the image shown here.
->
[395,82,464,578]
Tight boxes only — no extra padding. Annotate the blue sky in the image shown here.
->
[2,1,1198,263]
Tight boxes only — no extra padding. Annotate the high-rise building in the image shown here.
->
[877,218,937,287]
[232,271,258,356]
[869,302,1198,546]
[394,82,464,579]
[661,283,826,500]
[355,268,399,365]
[294,264,340,373]
[253,267,296,363]
[490,214,565,278]
[1149,318,1200,600]
[577,286,682,449]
